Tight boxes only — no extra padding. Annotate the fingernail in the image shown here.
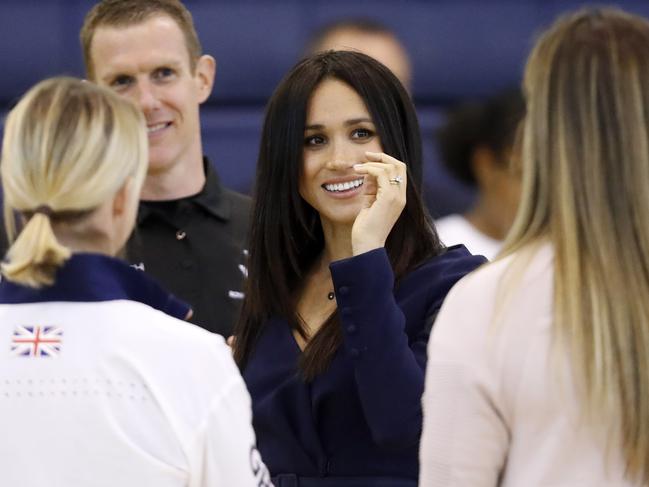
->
[353,163,364,168]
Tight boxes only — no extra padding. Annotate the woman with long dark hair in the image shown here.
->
[233,51,485,486]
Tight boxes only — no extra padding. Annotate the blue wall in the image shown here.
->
[2,0,649,215]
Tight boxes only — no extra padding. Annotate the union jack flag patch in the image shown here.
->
[11,325,63,357]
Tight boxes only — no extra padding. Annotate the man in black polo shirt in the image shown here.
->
[79,0,251,336]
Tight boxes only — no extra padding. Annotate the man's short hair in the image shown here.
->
[80,0,202,80]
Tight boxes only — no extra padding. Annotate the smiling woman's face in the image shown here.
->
[300,78,383,227]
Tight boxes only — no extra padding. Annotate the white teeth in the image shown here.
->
[147,123,167,134]
[324,178,364,193]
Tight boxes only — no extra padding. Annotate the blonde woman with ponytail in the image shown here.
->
[0,77,269,486]
[2,77,148,287]
[420,8,649,487]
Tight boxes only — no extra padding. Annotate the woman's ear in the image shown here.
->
[112,181,127,217]
[110,177,140,255]
[112,177,136,218]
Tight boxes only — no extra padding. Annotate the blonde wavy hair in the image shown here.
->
[1,77,147,287]
[502,8,649,483]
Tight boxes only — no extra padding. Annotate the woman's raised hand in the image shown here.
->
[351,151,407,255]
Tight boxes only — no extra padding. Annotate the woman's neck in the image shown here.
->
[52,220,117,257]
[320,219,354,264]
[55,233,114,256]
[292,219,353,346]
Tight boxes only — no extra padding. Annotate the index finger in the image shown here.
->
[365,151,407,169]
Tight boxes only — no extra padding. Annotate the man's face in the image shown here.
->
[90,15,214,176]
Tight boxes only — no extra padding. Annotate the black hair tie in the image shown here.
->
[33,205,54,217]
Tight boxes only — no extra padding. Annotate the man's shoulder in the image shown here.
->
[204,159,251,217]
[217,188,251,244]
[222,187,252,214]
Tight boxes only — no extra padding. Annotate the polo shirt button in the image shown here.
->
[338,286,349,296]
[176,230,187,240]
[346,324,357,334]
[349,348,360,358]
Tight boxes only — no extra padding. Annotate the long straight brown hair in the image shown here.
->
[233,51,442,379]
[502,9,649,483]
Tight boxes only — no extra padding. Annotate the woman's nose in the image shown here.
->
[325,141,358,170]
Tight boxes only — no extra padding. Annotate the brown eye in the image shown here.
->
[305,135,326,146]
[351,128,373,139]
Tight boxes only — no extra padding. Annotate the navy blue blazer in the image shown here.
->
[243,246,485,487]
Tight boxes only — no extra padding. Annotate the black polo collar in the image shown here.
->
[0,253,190,320]
[137,158,231,223]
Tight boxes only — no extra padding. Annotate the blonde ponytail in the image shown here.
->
[1,77,147,288]
[1,213,70,287]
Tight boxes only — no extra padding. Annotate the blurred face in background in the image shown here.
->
[315,28,412,90]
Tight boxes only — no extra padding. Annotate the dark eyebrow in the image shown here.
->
[305,118,374,131]
[345,117,374,126]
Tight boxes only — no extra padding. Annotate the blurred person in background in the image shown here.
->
[420,8,649,486]
[0,77,269,487]
[435,88,525,259]
[233,50,485,487]
[306,18,412,91]
[79,0,251,337]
